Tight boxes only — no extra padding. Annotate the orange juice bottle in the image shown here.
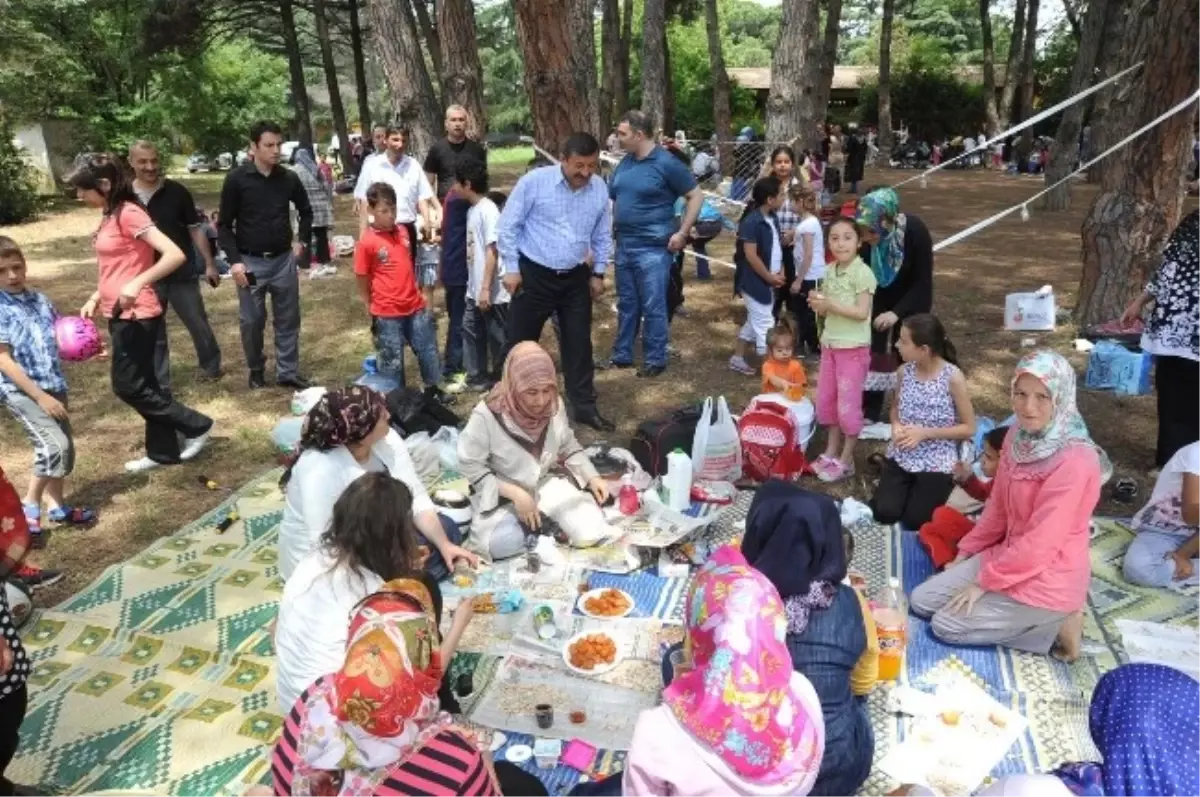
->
[873,577,907,681]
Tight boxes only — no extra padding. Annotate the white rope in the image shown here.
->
[894,61,1145,189]
[932,90,1200,252]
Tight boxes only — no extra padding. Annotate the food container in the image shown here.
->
[533,738,562,769]
[533,604,558,640]
[452,560,477,588]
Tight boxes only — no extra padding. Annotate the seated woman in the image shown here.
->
[273,578,548,797]
[275,473,475,712]
[1123,440,1199,588]
[911,352,1110,661]
[742,481,877,797]
[277,385,475,581]
[457,342,610,560]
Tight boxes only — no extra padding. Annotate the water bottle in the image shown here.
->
[873,577,908,681]
[665,449,693,512]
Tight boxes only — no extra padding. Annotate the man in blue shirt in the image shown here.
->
[605,111,703,378]
[497,132,615,432]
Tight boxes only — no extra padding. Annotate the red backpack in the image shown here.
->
[738,400,810,482]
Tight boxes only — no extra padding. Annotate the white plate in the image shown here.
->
[576,587,635,619]
[490,731,508,752]
[562,630,624,676]
[505,744,532,763]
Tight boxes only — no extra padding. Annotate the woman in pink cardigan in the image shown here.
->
[910,351,1110,661]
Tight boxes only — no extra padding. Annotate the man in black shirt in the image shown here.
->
[423,105,487,202]
[129,141,222,392]
[217,121,313,390]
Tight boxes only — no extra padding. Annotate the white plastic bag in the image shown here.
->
[271,416,304,453]
[691,396,742,481]
[431,426,460,472]
[1003,285,1056,331]
[290,387,327,416]
[404,432,442,482]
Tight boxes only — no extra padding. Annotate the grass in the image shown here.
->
[487,145,536,166]
[0,163,1189,606]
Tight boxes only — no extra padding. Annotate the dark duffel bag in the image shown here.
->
[629,404,704,476]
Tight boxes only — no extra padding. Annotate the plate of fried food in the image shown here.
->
[577,587,635,619]
[563,631,623,676]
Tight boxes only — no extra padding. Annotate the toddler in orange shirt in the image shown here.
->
[760,317,807,401]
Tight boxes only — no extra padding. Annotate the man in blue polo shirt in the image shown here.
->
[604,110,703,378]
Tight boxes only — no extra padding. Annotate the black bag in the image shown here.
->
[629,404,703,476]
[385,387,462,437]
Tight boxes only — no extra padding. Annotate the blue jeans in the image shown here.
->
[612,245,672,368]
[422,514,464,582]
[373,312,441,389]
[442,285,466,377]
[463,299,509,385]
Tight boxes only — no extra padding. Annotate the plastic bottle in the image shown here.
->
[873,576,908,681]
[618,473,641,515]
[665,449,693,512]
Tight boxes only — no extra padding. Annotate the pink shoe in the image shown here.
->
[817,459,856,483]
[811,455,837,478]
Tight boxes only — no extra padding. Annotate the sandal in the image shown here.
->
[1111,478,1138,504]
[22,504,47,550]
[47,505,97,526]
[818,459,856,484]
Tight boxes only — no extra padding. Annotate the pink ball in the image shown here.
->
[54,316,102,362]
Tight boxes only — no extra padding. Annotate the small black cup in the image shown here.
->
[535,703,553,729]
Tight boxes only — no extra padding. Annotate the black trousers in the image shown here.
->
[773,246,797,321]
[0,684,27,796]
[495,761,550,796]
[668,252,685,324]
[1156,354,1200,467]
[298,226,331,268]
[506,257,598,415]
[869,457,955,529]
[109,317,214,463]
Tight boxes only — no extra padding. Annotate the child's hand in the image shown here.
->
[808,292,829,314]
[952,461,971,484]
[790,278,804,295]
[769,272,786,288]
[37,394,69,421]
[893,424,925,450]
[80,297,98,319]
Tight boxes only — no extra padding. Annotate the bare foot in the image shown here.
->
[1051,610,1084,663]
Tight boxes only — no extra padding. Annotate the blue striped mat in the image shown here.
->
[582,570,689,622]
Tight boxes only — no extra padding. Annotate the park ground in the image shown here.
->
[0,157,1191,604]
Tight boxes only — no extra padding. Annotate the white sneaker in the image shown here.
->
[180,430,211,461]
[309,264,337,279]
[124,457,161,473]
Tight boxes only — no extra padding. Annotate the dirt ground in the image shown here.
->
[0,165,1179,603]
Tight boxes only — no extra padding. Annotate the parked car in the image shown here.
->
[216,152,233,170]
[187,153,212,173]
[281,141,300,163]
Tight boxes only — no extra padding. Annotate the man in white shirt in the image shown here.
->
[353,125,440,243]
[455,159,509,391]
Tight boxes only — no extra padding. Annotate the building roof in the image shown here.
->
[728,64,1007,91]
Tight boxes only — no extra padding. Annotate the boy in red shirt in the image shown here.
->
[918,425,1008,569]
[354,183,442,391]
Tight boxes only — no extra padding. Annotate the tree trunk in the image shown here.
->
[979,0,1000,136]
[766,0,822,148]
[600,0,621,133]
[348,0,372,134]
[997,0,1026,125]
[411,0,444,98]
[513,0,594,154]
[663,25,677,135]
[314,0,351,167]
[876,0,895,154]
[1087,0,1134,182]
[1062,0,1083,41]
[812,0,845,128]
[1017,0,1040,149]
[280,0,313,150]
[1042,0,1112,211]
[438,0,488,135]
[570,0,600,135]
[366,0,442,159]
[641,0,668,132]
[705,0,733,167]
[1077,0,1198,328]
[614,0,634,116]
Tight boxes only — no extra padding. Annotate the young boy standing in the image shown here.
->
[353,183,443,392]
[455,161,508,391]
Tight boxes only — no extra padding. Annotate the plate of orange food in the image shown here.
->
[577,587,635,619]
[563,631,623,676]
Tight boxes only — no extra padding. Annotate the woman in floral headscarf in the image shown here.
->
[911,351,1110,661]
[278,385,476,582]
[273,578,547,797]
[855,188,934,423]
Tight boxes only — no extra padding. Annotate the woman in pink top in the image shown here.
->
[911,351,1110,661]
[68,155,213,473]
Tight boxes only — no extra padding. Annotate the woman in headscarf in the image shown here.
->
[1120,210,1199,469]
[292,148,335,274]
[592,546,825,796]
[855,188,934,423]
[457,343,610,559]
[742,481,877,796]
[277,385,476,582]
[273,577,547,796]
[911,351,1110,661]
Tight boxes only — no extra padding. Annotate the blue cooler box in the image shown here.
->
[1084,340,1152,396]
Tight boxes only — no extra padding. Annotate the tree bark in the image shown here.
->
[313,0,350,166]
[570,0,600,135]
[812,0,844,127]
[600,0,621,133]
[997,0,1026,125]
[876,0,895,154]
[641,0,668,132]
[438,0,488,135]
[513,0,594,154]
[1062,0,1083,41]
[705,0,733,167]
[366,0,442,159]
[280,0,313,149]
[1087,0,1135,182]
[411,0,444,98]
[766,0,822,148]
[1042,0,1112,211]
[1077,0,1198,328]
[614,0,634,116]
[663,24,677,135]
[979,0,1000,136]
[348,0,372,134]
[1017,0,1040,149]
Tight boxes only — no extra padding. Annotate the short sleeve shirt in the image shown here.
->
[819,256,877,348]
[440,191,470,287]
[794,215,826,280]
[0,289,65,397]
[423,138,488,201]
[353,225,424,318]
[609,146,698,247]
[466,198,508,305]
[137,179,199,284]
[353,155,434,223]
[1134,441,1200,535]
[95,203,164,321]
[762,358,807,401]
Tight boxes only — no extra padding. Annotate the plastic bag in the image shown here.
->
[271,416,304,453]
[404,432,442,482]
[290,387,327,416]
[691,396,742,481]
[432,426,460,472]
